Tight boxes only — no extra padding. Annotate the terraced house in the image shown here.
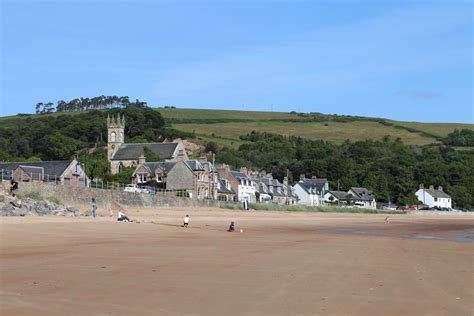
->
[131,155,218,199]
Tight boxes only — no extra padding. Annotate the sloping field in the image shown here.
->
[390,121,474,138]
[173,121,441,146]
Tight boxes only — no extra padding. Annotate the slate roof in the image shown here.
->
[421,189,451,199]
[297,178,328,194]
[230,171,251,181]
[349,187,376,201]
[186,160,204,170]
[18,166,44,179]
[138,162,177,175]
[327,190,350,200]
[0,160,74,177]
[218,179,235,194]
[112,143,178,161]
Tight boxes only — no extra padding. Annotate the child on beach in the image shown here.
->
[228,221,235,232]
[91,197,97,218]
[183,214,190,227]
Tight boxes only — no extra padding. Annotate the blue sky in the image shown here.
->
[1,0,472,123]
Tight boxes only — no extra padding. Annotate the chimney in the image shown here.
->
[438,186,443,192]
[312,175,317,179]
[138,153,146,165]
[300,174,305,181]
[283,177,288,186]
[429,185,434,190]
[240,167,248,175]
[199,156,207,163]
[419,183,424,189]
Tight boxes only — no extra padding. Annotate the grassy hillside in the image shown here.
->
[154,108,473,147]
[1,107,472,147]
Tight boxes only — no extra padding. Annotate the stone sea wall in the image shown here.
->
[6,182,232,210]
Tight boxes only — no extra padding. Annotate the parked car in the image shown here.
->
[354,202,365,209]
[381,204,397,211]
[140,186,156,194]
[398,205,417,211]
[124,184,142,193]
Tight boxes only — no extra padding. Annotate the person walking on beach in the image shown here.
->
[183,214,190,228]
[91,197,97,218]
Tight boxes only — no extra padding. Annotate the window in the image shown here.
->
[111,132,116,142]
[157,176,163,183]
[137,174,147,183]
[434,197,438,202]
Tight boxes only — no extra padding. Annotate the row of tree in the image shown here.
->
[35,96,147,114]
[442,129,474,147]
[214,132,474,208]
[0,107,192,163]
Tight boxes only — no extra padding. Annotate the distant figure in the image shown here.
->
[10,179,18,196]
[117,211,130,222]
[228,221,235,232]
[183,214,190,227]
[91,197,97,218]
[384,216,390,224]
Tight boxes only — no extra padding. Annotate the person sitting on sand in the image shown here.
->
[183,214,190,228]
[228,221,235,232]
[117,211,130,222]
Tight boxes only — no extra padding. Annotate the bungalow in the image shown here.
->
[323,190,350,205]
[347,187,377,209]
[415,185,452,208]
[293,176,329,206]
[0,160,88,187]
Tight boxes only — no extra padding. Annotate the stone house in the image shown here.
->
[0,160,88,187]
[254,175,297,205]
[131,156,218,200]
[107,114,188,174]
[217,164,256,202]
[293,176,329,206]
[416,185,452,208]
[217,178,236,201]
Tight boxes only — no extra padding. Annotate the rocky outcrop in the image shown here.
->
[0,195,89,217]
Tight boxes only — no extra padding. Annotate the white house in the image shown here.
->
[229,170,256,202]
[293,177,329,206]
[347,187,377,209]
[416,185,452,208]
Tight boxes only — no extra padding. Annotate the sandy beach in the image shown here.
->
[1,208,473,316]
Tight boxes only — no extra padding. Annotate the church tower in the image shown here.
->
[107,114,125,162]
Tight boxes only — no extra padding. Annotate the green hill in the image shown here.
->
[1,108,472,148]
[155,108,473,148]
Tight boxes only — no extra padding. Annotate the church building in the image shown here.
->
[107,114,188,174]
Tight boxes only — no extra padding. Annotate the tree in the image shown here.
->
[35,102,43,114]
[205,141,218,154]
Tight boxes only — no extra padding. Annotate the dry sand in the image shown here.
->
[1,208,473,316]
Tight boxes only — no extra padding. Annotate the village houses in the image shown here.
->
[416,184,452,209]
[292,175,329,206]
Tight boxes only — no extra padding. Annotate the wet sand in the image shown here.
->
[1,208,473,315]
